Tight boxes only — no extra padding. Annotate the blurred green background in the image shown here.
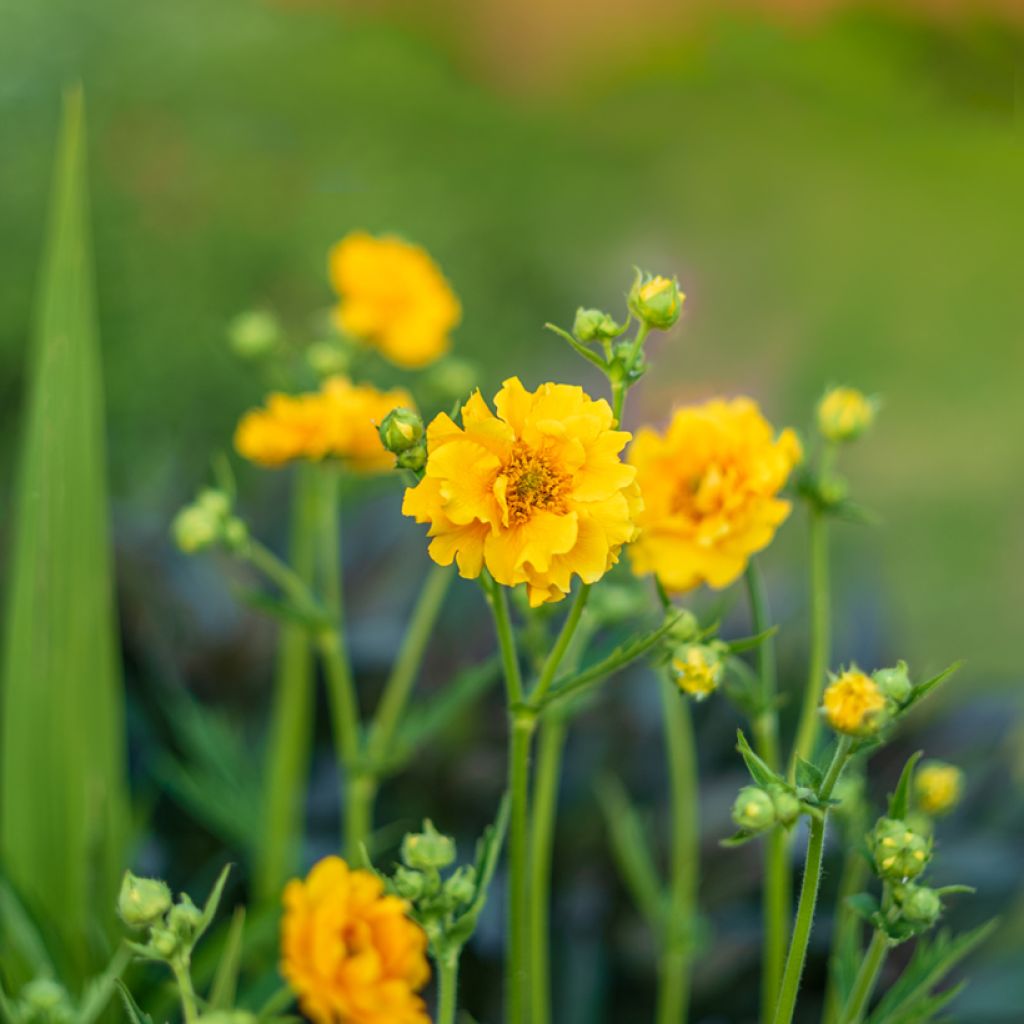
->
[2,0,1022,1020]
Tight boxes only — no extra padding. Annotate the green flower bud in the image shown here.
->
[663,608,700,645]
[769,785,802,828]
[395,446,428,473]
[873,661,912,704]
[628,271,684,330]
[444,865,477,906]
[391,866,427,901]
[19,979,74,1024]
[732,786,777,833]
[573,308,622,342]
[168,895,203,940]
[817,387,876,444]
[149,925,180,959]
[816,473,848,507]
[228,310,280,359]
[379,408,425,453]
[402,820,456,871]
[118,871,172,929]
[196,489,231,520]
[172,505,220,554]
[893,883,942,926]
[871,817,932,881]
[222,517,249,552]
[307,340,350,378]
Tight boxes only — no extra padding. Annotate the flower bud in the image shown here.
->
[871,817,932,881]
[172,504,220,554]
[168,895,204,940]
[663,609,700,645]
[817,387,876,444]
[391,866,427,901]
[118,871,172,929]
[769,785,802,828]
[670,643,723,700]
[628,271,684,330]
[914,761,963,817]
[222,517,249,552]
[379,408,425,453]
[402,820,456,871]
[573,308,622,342]
[149,925,180,959]
[307,340,350,378]
[444,865,477,906]
[228,310,280,359]
[19,979,74,1024]
[821,669,888,736]
[732,786,776,832]
[893,883,942,926]
[873,661,912,704]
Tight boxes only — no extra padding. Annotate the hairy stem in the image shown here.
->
[839,929,888,1024]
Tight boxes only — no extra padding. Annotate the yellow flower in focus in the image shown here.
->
[402,377,641,606]
[915,761,963,816]
[281,856,430,1024]
[817,387,875,443]
[234,376,413,471]
[670,644,723,700]
[822,670,887,736]
[329,232,461,369]
[627,398,802,592]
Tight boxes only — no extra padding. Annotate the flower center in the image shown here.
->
[501,442,571,525]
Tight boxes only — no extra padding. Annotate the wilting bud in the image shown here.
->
[573,307,622,342]
[871,817,932,881]
[402,820,456,871]
[228,310,280,359]
[873,661,912,704]
[822,669,888,736]
[307,340,350,378]
[118,871,172,929]
[732,786,776,833]
[379,408,425,453]
[444,865,477,906]
[768,785,802,828]
[670,643,723,700]
[914,761,963,817]
[628,271,684,330]
[893,883,942,926]
[168,895,204,941]
[817,387,876,444]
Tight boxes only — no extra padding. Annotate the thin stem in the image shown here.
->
[839,930,888,1024]
[507,712,534,1024]
[170,958,199,1024]
[529,711,568,1024]
[822,841,871,1024]
[789,503,831,781]
[366,565,452,764]
[656,677,699,1024]
[530,583,590,706]
[772,737,851,1024]
[435,951,460,1024]
[745,563,788,1021]
[484,577,524,707]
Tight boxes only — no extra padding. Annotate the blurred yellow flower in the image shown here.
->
[234,376,413,471]
[822,670,887,736]
[329,232,461,369]
[670,644,723,700]
[627,398,801,592]
[817,386,875,443]
[402,377,641,606]
[281,856,430,1024]
[915,761,962,816]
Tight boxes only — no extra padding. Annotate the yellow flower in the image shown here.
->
[915,761,962,816]
[235,376,413,471]
[627,398,802,592]
[670,644,723,699]
[328,232,461,369]
[281,856,430,1024]
[817,387,875,443]
[822,670,887,736]
[402,377,641,606]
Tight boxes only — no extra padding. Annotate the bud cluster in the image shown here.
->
[9,979,75,1024]
[870,817,932,881]
[378,407,427,473]
[172,489,248,555]
[117,869,215,965]
[731,783,802,835]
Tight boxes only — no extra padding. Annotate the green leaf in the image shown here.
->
[735,730,782,788]
[196,865,233,946]
[538,613,685,712]
[724,626,778,654]
[115,981,154,1024]
[795,757,825,792]
[0,977,16,1024]
[0,876,56,977]
[595,777,665,933]
[0,86,127,984]
[233,587,334,631]
[887,751,924,820]
[208,906,246,1010]
[903,662,964,712]
[76,946,131,1024]
[719,831,760,848]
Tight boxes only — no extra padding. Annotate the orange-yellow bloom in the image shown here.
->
[328,232,461,369]
[281,856,430,1024]
[822,670,887,736]
[402,377,641,606]
[628,398,801,592]
[235,376,413,471]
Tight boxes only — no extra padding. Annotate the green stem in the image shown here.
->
[745,563,788,1021]
[772,738,851,1024]
[656,677,698,1024]
[170,958,199,1024]
[366,565,452,764]
[529,712,568,1024]
[822,842,871,1024]
[256,464,318,901]
[789,505,831,782]
[436,951,460,1024]
[485,578,524,707]
[839,930,888,1024]
[530,583,590,706]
